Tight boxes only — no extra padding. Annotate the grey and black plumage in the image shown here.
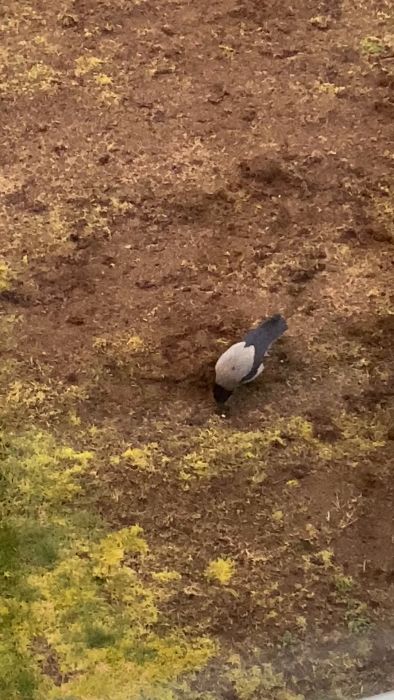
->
[213,314,287,404]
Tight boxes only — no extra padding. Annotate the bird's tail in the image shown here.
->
[258,313,287,342]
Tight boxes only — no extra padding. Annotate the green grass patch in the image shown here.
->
[0,430,215,699]
[360,36,388,55]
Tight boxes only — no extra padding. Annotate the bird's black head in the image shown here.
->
[213,383,233,404]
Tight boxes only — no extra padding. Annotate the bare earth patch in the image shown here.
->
[1,0,393,697]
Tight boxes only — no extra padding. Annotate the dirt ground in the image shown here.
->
[1,0,393,697]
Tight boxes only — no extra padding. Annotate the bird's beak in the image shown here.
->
[215,403,230,418]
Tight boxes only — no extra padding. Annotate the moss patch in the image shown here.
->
[0,430,215,699]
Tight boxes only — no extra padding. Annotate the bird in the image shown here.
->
[213,313,287,405]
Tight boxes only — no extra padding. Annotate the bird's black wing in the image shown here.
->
[241,314,287,381]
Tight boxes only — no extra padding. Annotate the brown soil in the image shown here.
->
[1,0,393,696]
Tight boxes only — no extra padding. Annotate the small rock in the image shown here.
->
[161,24,175,36]
[135,279,157,290]
[66,316,85,326]
[242,107,257,121]
[53,142,67,155]
[60,13,79,28]
[287,283,303,296]
[30,200,48,213]
[367,226,392,243]
[308,149,324,163]
[309,15,332,30]
[274,49,300,59]
[135,100,154,109]
[151,64,176,77]
[207,83,229,104]
[151,109,165,122]
[98,153,110,165]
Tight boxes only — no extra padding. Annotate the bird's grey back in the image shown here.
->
[243,314,287,367]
